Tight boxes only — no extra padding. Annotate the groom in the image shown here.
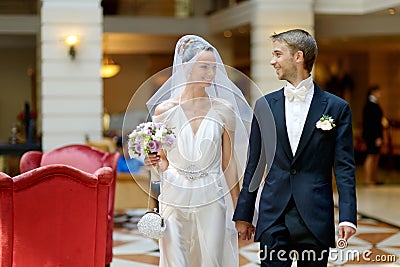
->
[233,29,357,266]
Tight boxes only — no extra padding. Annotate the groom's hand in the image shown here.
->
[235,220,255,241]
[338,225,356,241]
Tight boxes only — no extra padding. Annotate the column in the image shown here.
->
[250,0,314,101]
[40,0,103,151]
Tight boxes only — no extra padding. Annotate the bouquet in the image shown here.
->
[127,121,176,158]
[127,121,175,239]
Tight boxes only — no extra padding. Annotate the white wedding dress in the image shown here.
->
[153,98,239,267]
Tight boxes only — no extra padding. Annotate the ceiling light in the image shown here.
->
[224,30,232,38]
[238,26,247,34]
[100,56,120,78]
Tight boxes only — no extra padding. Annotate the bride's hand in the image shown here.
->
[235,220,255,241]
[144,153,160,170]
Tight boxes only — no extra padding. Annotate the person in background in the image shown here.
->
[116,136,143,173]
[362,85,384,185]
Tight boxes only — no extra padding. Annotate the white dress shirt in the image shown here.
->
[285,76,314,156]
[284,76,357,232]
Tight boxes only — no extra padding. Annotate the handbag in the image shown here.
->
[137,168,166,239]
[137,208,166,239]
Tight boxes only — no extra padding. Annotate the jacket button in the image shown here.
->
[290,169,297,175]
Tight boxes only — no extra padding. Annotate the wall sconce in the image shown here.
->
[65,35,79,60]
[100,55,120,78]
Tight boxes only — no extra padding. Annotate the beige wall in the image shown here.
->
[0,46,35,141]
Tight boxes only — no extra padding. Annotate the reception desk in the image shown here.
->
[0,141,41,156]
[0,141,41,175]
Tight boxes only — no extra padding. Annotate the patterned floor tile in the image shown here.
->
[112,186,400,267]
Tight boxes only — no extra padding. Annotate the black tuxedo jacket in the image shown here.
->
[233,83,357,247]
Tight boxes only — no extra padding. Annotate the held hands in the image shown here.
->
[235,220,256,241]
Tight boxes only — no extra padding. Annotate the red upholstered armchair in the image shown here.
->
[20,144,119,266]
[0,164,113,267]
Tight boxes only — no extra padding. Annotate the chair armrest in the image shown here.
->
[20,151,43,173]
[94,167,113,186]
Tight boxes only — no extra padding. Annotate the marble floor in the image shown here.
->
[111,167,400,266]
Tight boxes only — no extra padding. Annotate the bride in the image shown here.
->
[145,35,252,267]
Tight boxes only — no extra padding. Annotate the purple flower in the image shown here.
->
[148,140,163,153]
[148,141,158,153]
[164,135,175,147]
[134,144,141,154]
[128,139,134,147]
[155,140,162,151]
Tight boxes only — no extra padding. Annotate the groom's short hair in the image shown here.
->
[271,29,318,73]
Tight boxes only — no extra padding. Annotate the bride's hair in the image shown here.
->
[177,35,213,63]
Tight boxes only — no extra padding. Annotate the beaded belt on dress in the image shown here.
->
[174,164,209,181]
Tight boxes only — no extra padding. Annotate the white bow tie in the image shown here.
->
[284,86,307,102]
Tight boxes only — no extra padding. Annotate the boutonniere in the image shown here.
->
[316,114,336,131]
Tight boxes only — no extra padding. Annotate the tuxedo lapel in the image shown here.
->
[271,89,293,161]
[293,84,327,163]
